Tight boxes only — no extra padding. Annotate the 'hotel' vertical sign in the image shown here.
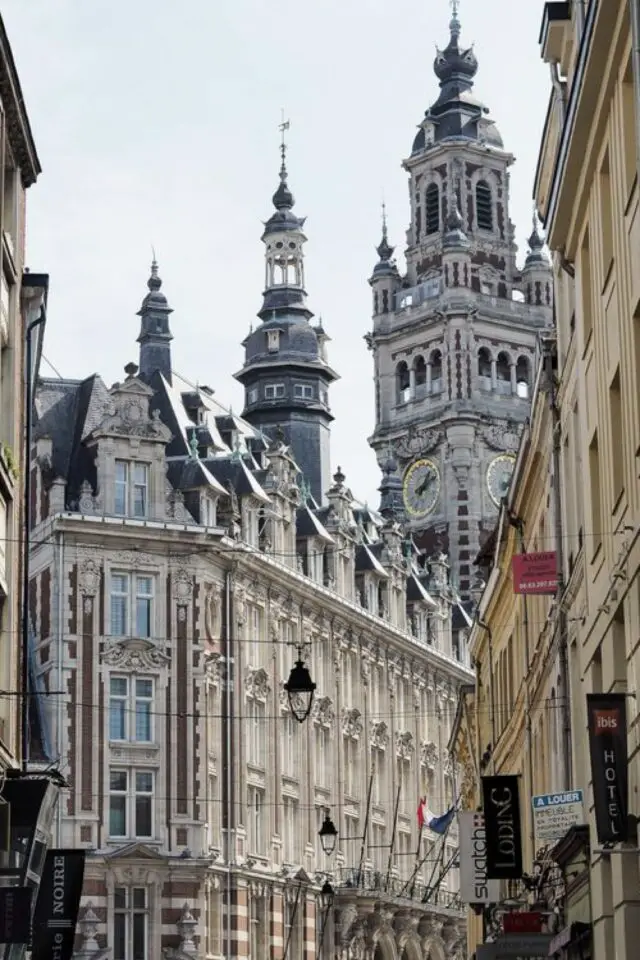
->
[587,693,629,843]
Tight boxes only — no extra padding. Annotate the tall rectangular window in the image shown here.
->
[114,460,149,518]
[248,786,265,855]
[109,769,154,839]
[245,604,262,666]
[110,573,154,639]
[589,430,602,558]
[246,698,265,767]
[250,895,266,958]
[109,677,153,742]
[344,738,359,798]
[609,367,624,505]
[371,747,386,805]
[315,726,329,786]
[114,887,148,960]
[579,229,593,348]
[282,796,298,862]
[281,714,299,778]
[599,151,614,278]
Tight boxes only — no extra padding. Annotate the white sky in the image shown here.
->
[5,0,549,506]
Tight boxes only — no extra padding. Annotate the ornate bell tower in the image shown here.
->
[367,4,552,604]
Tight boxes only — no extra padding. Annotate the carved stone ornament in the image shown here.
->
[245,667,270,702]
[342,707,363,740]
[101,638,170,670]
[172,568,194,605]
[111,550,155,570]
[480,421,521,453]
[92,379,172,443]
[369,720,389,749]
[78,480,99,516]
[79,558,102,597]
[420,740,439,770]
[442,753,453,778]
[166,483,193,523]
[393,426,444,462]
[395,730,414,759]
[311,696,335,727]
[204,584,221,640]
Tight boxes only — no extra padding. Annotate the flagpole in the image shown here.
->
[408,820,425,898]
[383,783,401,893]
[356,767,374,887]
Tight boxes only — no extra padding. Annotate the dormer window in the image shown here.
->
[115,460,149,518]
[202,495,217,527]
[267,330,281,353]
[247,387,258,405]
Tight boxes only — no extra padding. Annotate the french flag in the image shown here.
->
[417,796,456,835]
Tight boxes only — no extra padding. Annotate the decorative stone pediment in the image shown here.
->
[480,420,521,453]
[395,730,414,759]
[92,377,172,443]
[370,720,389,750]
[393,426,444,462]
[420,740,439,770]
[311,696,334,727]
[245,667,270,702]
[101,638,170,670]
[342,707,363,740]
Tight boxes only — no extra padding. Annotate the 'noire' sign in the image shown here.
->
[482,775,523,879]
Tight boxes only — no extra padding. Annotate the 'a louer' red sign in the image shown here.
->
[503,912,543,934]
[512,552,558,595]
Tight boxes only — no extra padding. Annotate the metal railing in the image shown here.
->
[333,866,464,912]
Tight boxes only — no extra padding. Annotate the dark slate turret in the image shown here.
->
[137,260,173,384]
[234,137,339,506]
[411,5,503,153]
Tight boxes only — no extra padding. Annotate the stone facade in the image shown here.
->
[30,241,472,957]
[367,11,553,605]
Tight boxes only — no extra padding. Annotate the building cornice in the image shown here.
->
[0,15,41,186]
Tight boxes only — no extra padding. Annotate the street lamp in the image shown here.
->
[318,810,338,856]
[284,650,316,723]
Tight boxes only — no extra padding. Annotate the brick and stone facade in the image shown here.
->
[29,237,471,957]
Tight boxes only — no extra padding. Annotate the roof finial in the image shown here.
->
[148,247,162,292]
[449,0,461,38]
[381,200,388,241]
[278,110,290,182]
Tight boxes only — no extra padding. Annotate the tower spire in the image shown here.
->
[377,201,394,262]
[137,257,174,384]
[279,111,290,182]
[449,0,461,40]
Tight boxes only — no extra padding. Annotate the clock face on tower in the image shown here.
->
[403,458,441,518]
[487,453,517,507]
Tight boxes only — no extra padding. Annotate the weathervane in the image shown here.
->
[278,109,290,174]
[450,0,459,17]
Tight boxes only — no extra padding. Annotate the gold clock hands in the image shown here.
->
[415,467,435,497]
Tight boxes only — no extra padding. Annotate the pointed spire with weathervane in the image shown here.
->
[137,253,174,384]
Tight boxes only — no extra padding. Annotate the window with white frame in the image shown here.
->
[245,604,263,667]
[113,886,148,960]
[207,888,222,957]
[396,830,413,879]
[371,746,386,805]
[110,573,154,639]
[247,387,258,405]
[109,677,153,742]
[264,383,285,400]
[396,756,412,817]
[284,899,301,959]
[267,329,280,352]
[314,725,330,787]
[201,495,217,527]
[370,821,386,873]
[282,795,299,863]
[281,713,299,778]
[246,698,266,767]
[343,737,359,798]
[249,894,267,958]
[115,460,149,518]
[109,769,154,839]
[247,785,265,855]
[293,383,314,399]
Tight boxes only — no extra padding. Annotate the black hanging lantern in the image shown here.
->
[320,879,335,904]
[318,810,338,856]
[284,651,316,723]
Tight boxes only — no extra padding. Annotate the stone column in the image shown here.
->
[426,362,432,394]
[490,358,497,390]
[510,362,517,394]
[409,366,416,399]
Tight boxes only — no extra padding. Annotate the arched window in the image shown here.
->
[496,352,511,395]
[476,180,493,231]
[516,356,530,398]
[478,347,492,379]
[425,183,440,235]
[414,355,427,393]
[430,349,443,393]
[396,361,410,404]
